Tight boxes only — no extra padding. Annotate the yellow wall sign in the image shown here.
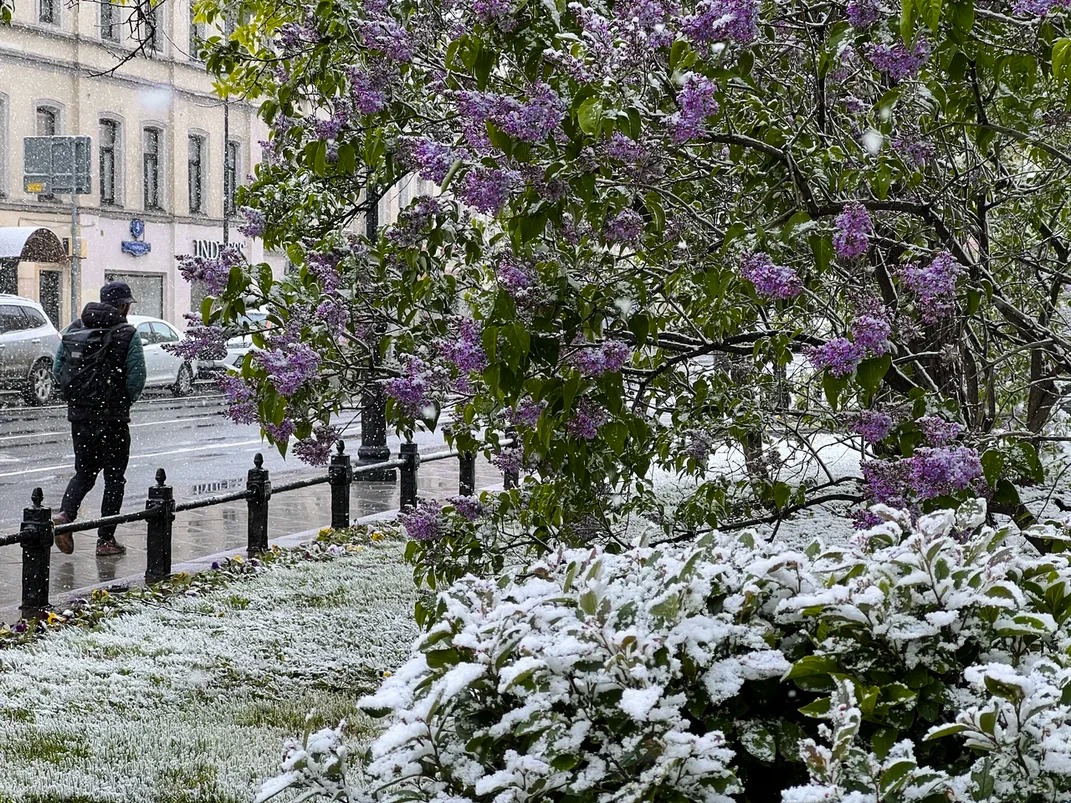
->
[25,182,44,193]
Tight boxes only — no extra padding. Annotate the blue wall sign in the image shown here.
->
[121,218,151,257]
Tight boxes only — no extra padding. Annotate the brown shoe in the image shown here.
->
[53,513,74,555]
[95,539,126,557]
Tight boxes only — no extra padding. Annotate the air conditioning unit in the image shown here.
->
[61,238,88,258]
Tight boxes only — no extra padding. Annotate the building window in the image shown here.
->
[141,2,160,53]
[224,140,239,216]
[101,0,118,41]
[36,106,58,136]
[100,119,119,205]
[39,0,55,24]
[188,134,204,213]
[189,6,203,59]
[143,127,161,210]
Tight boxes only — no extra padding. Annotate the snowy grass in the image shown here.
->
[0,537,417,803]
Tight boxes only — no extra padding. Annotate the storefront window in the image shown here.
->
[104,272,164,319]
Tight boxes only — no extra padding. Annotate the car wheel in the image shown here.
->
[172,363,194,397]
[23,359,54,406]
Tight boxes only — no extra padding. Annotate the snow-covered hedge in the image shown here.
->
[261,501,1071,802]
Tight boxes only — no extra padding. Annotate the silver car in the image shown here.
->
[129,314,198,396]
[0,294,62,405]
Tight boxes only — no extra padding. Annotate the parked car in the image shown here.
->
[197,311,268,379]
[128,315,197,396]
[0,294,61,405]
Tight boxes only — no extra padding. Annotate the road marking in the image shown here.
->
[0,438,266,478]
[0,416,215,444]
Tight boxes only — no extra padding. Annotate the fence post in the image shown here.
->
[329,440,353,530]
[503,426,520,490]
[458,451,476,497]
[145,468,175,584]
[247,453,271,556]
[400,440,419,510]
[20,487,53,619]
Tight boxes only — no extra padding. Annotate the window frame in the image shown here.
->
[35,105,59,137]
[100,0,119,41]
[99,118,121,206]
[142,126,163,211]
[38,0,56,25]
[188,133,205,214]
[224,140,239,216]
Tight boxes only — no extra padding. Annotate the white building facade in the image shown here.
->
[0,0,284,328]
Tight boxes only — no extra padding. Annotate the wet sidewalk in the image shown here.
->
[0,455,502,621]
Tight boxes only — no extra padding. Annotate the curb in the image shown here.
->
[0,508,402,625]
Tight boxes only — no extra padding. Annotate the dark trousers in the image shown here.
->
[61,420,131,541]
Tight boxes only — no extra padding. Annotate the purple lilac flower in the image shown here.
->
[511,398,547,427]
[852,410,894,444]
[604,209,644,245]
[386,197,441,247]
[219,374,258,425]
[893,136,935,168]
[853,509,884,530]
[458,167,521,214]
[438,318,488,374]
[851,311,891,355]
[493,445,524,476]
[315,297,349,335]
[254,341,321,397]
[861,458,909,506]
[846,0,882,27]
[543,49,591,82]
[867,38,931,82]
[165,321,227,361]
[473,0,514,24]
[1014,0,1071,14]
[400,499,442,542]
[607,132,645,162]
[907,446,983,500]
[306,250,342,294]
[348,69,387,115]
[809,338,865,377]
[314,113,346,141]
[495,84,566,143]
[679,0,759,45]
[919,416,964,446]
[571,340,632,376]
[410,139,456,184]
[448,495,483,522]
[292,425,340,466]
[265,418,296,443]
[277,19,319,50]
[496,254,537,300]
[739,252,802,300]
[176,245,244,295]
[898,251,963,323]
[356,18,412,62]
[568,397,607,440]
[237,207,266,238]
[833,202,872,261]
[384,356,440,417]
[667,73,719,143]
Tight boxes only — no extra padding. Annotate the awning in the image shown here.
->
[0,227,66,263]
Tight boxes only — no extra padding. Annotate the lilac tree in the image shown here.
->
[193,0,1071,544]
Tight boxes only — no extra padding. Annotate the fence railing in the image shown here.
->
[1,437,521,619]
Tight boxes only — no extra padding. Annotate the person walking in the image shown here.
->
[52,281,146,556]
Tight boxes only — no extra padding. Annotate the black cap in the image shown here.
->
[100,281,136,307]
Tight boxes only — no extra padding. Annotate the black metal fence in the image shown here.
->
[0,438,519,619]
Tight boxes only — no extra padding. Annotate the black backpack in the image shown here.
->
[56,324,127,403]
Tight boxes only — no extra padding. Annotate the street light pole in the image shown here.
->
[70,191,80,321]
[222,97,230,246]
[356,182,394,481]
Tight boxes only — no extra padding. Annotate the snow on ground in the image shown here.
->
[0,539,417,803]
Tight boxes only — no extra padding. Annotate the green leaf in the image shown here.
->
[900,0,915,43]
[312,140,328,177]
[823,373,848,410]
[1054,38,1071,82]
[577,97,604,136]
[856,355,891,402]
[918,0,941,34]
[880,759,917,795]
[336,142,356,174]
[786,655,842,681]
[425,648,460,669]
[925,722,970,740]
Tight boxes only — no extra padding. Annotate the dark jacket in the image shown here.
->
[52,302,147,423]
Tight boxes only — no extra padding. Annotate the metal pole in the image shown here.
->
[222,97,230,246]
[459,452,476,497]
[70,191,80,322]
[399,440,419,510]
[20,487,53,619]
[246,452,271,555]
[145,468,175,584]
[357,183,394,481]
[328,440,353,530]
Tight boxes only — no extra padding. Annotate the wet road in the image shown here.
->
[0,388,447,532]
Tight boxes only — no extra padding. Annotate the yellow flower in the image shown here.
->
[371,531,385,542]
[381,670,393,678]
[45,611,66,625]
[231,555,244,565]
